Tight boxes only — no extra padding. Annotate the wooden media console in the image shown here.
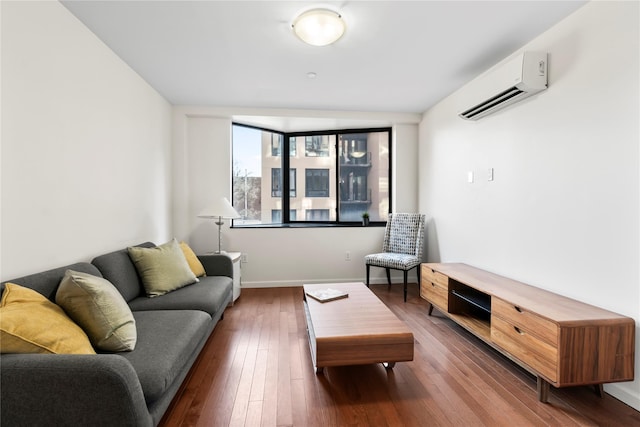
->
[421,263,635,402]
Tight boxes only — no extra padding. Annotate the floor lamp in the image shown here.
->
[197,197,241,254]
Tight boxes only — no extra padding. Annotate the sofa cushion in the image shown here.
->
[119,310,211,404]
[128,239,198,298]
[0,283,95,355]
[127,276,232,316]
[91,242,155,302]
[56,270,137,352]
[179,241,206,277]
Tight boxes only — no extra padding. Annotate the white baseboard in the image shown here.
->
[604,383,640,411]
[241,277,410,289]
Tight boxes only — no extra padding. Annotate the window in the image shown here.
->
[271,168,296,197]
[289,137,297,157]
[271,134,282,156]
[271,168,280,197]
[232,123,391,226]
[306,209,330,221]
[305,169,329,197]
[272,209,297,222]
[305,135,329,157]
[272,134,297,157]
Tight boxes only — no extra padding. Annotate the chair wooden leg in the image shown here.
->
[366,264,370,287]
[403,270,408,302]
[385,268,391,289]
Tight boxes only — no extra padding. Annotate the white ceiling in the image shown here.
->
[61,0,586,128]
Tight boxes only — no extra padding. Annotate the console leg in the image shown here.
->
[315,366,324,375]
[428,303,434,316]
[537,377,550,403]
[594,383,604,398]
[383,362,396,369]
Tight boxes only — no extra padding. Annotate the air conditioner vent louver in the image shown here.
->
[458,52,547,121]
[460,87,525,120]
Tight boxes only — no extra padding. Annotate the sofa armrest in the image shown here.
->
[0,354,152,427]
[198,254,233,278]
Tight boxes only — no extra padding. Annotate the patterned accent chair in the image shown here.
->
[365,213,426,302]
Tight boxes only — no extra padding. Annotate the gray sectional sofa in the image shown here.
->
[0,242,233,426]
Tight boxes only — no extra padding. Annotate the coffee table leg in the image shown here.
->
[383,362,396,369]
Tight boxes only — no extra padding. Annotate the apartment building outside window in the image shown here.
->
[232,123,391,226]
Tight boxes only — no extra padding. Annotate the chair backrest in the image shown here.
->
[382,213,425,258]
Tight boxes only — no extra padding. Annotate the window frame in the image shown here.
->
[232,123,392,228]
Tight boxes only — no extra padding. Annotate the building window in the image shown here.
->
[272,134,296,157]
[232,123,391,226]
[289,137,297,157]
[290,169,297,197]
[272,168,296,197]
[306,209,330,221]
[272,209,297,222]
[271,134,282,156]
[305,169,329,197]
[305,135,329,157]
[271,168,281,197]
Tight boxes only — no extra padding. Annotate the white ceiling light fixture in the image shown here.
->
[292,8,346,46]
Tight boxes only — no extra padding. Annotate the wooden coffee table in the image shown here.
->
[303,282,414,373]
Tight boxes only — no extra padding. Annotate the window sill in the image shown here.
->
[232,222,385,229]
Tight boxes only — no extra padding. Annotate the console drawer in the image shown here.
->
[491,316,558,382]
[422,265,449,288]
[492,297,558,346]
[421,279,448,312]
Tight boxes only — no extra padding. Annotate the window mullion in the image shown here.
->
[282,132,290,223]
[334,133,340,222]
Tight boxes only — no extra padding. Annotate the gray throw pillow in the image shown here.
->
[127,238,198,298]
[56,269,137,352]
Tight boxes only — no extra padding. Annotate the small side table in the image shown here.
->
[226,252,242,305]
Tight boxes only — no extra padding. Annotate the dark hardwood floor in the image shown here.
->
[159,284,640,427]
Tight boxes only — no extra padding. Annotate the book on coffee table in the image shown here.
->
[306,288,348,303]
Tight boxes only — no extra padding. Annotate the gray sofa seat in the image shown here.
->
[121,310,211,404]
[128,276,232,316]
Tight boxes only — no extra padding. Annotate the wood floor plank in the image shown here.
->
[228,308,263,427]
[160,284,640,427]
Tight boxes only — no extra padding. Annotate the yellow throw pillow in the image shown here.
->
[128,238,198,297]
[56,270,137,352]
[179,241,206,277]
[0,283,95,354]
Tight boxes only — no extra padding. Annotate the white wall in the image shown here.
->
[1,1,172,280]
[419,1,639,409]
[172,107,421,287]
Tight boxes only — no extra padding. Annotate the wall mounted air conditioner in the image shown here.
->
[458,51,548,121]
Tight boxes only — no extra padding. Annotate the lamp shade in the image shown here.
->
[292,9,345,46]
[197,197,240,219]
